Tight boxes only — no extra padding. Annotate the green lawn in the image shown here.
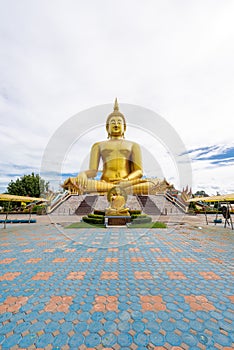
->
[65,222,105,229]
[65,221,167,229]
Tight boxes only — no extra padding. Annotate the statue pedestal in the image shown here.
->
[105,216,131,227]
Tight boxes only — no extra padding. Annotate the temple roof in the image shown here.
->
[188,193,234,203]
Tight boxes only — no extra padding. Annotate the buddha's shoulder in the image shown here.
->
[91,139,140,148]
[91,141,103,149]
[123,140,141,148]
[104,139,139,144]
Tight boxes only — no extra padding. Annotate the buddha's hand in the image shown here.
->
[109,178,130,185]
[76,172,88,188]
[118,178,131,187]
[109,178,124,183]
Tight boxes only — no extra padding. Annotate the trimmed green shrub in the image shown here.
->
[32,205,46,215]
[82,212,105,225]
[129,210,142,215]
[93,210,105,216]
[83,216,104,225]
[88,213,105,219]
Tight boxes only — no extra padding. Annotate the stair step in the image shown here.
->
[137,195,161,215]
[75,195,98,215]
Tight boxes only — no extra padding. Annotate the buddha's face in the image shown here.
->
[108,116,125,137]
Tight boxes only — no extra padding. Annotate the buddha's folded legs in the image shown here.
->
[87,180,115,193]
[123,179,171,195]
[123,183,156,195]
[64,177,170,195]
[65,177,115,193]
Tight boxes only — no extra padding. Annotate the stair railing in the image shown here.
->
[164,192,187,213]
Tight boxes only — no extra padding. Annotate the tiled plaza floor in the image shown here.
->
[0,224,233,349]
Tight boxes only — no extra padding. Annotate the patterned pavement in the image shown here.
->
[0,224,233,349]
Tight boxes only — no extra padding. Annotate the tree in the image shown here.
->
[7,173,49,198]
[194,190,209,197]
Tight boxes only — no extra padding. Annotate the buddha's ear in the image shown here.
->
[106,124,110,138]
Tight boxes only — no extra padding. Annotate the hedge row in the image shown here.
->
[129,210,142,215]
[87,213,105,219]
[93,210,105,216]
[82,211,152,225]
[83,214,104,225]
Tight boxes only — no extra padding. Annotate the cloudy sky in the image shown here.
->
[0,0,234,195]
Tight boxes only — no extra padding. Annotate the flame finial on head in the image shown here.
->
[114,98,119,111]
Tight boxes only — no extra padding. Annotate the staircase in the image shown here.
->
[49,195,84,215]
[75,195,98,215]
[48,192,187,217]
[149,194,187,215]
[126,195,142,211]
[94,196,109,211]
[137,195,161,215]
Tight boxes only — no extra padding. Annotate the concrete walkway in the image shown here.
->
[0,222,233,349]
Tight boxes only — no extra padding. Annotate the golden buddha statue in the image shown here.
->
[105,187,130,216]
[63,99,171,195]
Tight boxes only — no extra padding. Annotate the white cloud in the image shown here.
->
[0,0,234,194]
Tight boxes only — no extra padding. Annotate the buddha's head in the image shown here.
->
[106,98,126,138]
